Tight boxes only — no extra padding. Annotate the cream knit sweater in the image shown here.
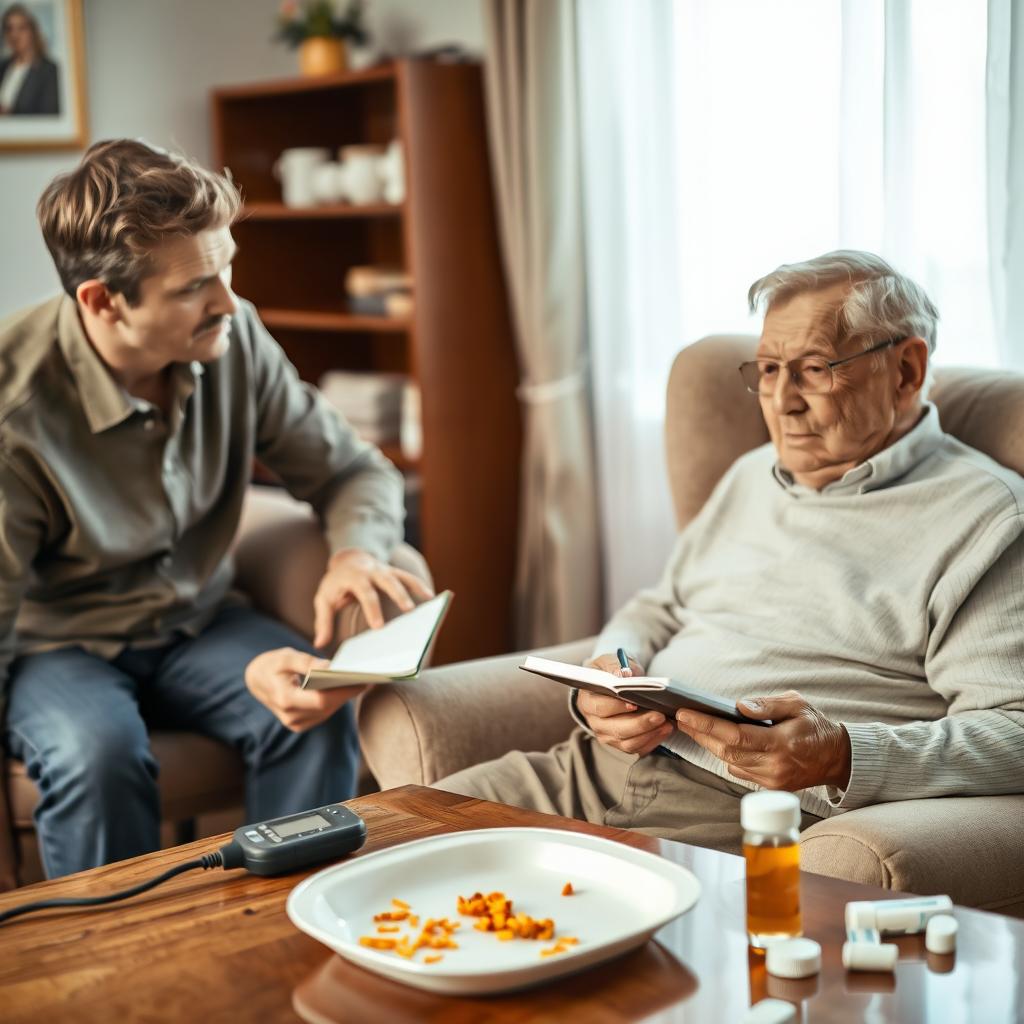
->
[590,404,1024,818]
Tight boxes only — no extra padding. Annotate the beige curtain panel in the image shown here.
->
[482,0,603,647]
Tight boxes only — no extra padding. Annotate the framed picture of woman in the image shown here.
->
[0,0,86,152]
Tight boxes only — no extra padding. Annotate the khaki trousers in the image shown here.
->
[433,728,821,856]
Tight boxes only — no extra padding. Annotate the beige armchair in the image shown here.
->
[359,336,1024,918]
[0,486,430,889]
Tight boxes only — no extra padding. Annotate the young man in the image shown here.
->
[0,139,430,877]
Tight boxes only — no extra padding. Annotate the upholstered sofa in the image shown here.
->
[0,486,429,889]
[357,336,1024,917]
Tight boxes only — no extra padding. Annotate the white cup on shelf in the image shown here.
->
[379,139,405,204]
[273,147,330,207]
[338,144,386,205]
[310,161,347,204]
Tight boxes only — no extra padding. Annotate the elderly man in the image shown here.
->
[0,139,430,878]
[436,250,1024,853]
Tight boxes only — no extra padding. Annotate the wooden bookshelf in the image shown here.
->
[257,308,411,333]
[212,59,522,664]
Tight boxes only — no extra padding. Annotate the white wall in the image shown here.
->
[0,0,485,317]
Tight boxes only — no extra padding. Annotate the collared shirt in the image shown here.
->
[770,403,944,496]
[0,296,405,706]
[584,403,1024,818]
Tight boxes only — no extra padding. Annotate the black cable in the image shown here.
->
[0,841,244,925]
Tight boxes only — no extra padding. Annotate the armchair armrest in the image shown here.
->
[233,486,326,640]
[358,638,594,790]
[800,795,1024,914]
[233,485,431,643]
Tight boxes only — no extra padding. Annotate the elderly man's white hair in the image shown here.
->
[747,250,939,355]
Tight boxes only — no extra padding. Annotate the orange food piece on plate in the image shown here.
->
[373,910,409,922]
[367,887,574,961]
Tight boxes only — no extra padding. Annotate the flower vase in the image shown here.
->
[299,37,347,77]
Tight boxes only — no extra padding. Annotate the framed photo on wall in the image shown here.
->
[0,0,87,152]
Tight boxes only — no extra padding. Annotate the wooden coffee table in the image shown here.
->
[0,785,1020,1022]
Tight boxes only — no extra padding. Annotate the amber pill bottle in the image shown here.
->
[741,790,802,950]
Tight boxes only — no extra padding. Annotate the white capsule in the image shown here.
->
[844,895,953,935]
[743,998,798,1024]
[925,914,958,954]
[842,940,899,972]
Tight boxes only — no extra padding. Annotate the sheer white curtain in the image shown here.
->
[579,0,1013,613]
[482,0,604,647]
[577,0,682,616]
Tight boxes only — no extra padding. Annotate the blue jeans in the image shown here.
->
[3,605,358,878]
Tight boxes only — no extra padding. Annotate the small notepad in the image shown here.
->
[302,590,453,690]
[518,655,770,726]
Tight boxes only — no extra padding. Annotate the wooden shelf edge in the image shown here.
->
[258,308,411,333]
[242,201,405,220]
[213,62,397,100]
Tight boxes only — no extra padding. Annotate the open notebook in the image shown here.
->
[518,656,770,726]
[302,590,453,690]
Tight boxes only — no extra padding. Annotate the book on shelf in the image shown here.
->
[345,266,413,295]
[344,265,414,319]
[347,292,414,318]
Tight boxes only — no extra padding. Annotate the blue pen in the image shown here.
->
[616,647,632,676]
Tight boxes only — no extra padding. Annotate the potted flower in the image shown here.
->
[275,0,370,77]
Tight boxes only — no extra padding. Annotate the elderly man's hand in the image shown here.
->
[245,648,366,732]
[577,653,676,756]
[313,548,434,648]
[674,690,852,791]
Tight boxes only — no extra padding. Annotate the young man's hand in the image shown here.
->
[313,548,434,648]
[576,652,674,756]
[244,647,365,732]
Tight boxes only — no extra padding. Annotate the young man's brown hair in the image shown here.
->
[37,139,241,305]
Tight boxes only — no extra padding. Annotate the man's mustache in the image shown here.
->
[193,316,229,338]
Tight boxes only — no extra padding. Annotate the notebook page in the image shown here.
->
[520,656,667,691]
[329,592,449,676]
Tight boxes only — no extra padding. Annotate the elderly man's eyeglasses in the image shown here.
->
[737,337,906,396]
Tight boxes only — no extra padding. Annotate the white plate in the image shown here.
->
[286,827,701,995]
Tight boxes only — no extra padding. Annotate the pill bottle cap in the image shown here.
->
[842,940,898,972]
[743,998,798,1024]
[765,937,822,979]
[925,914,958,954]
[741,791,800,834]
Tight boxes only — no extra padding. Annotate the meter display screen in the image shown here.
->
[274,812,331,838]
